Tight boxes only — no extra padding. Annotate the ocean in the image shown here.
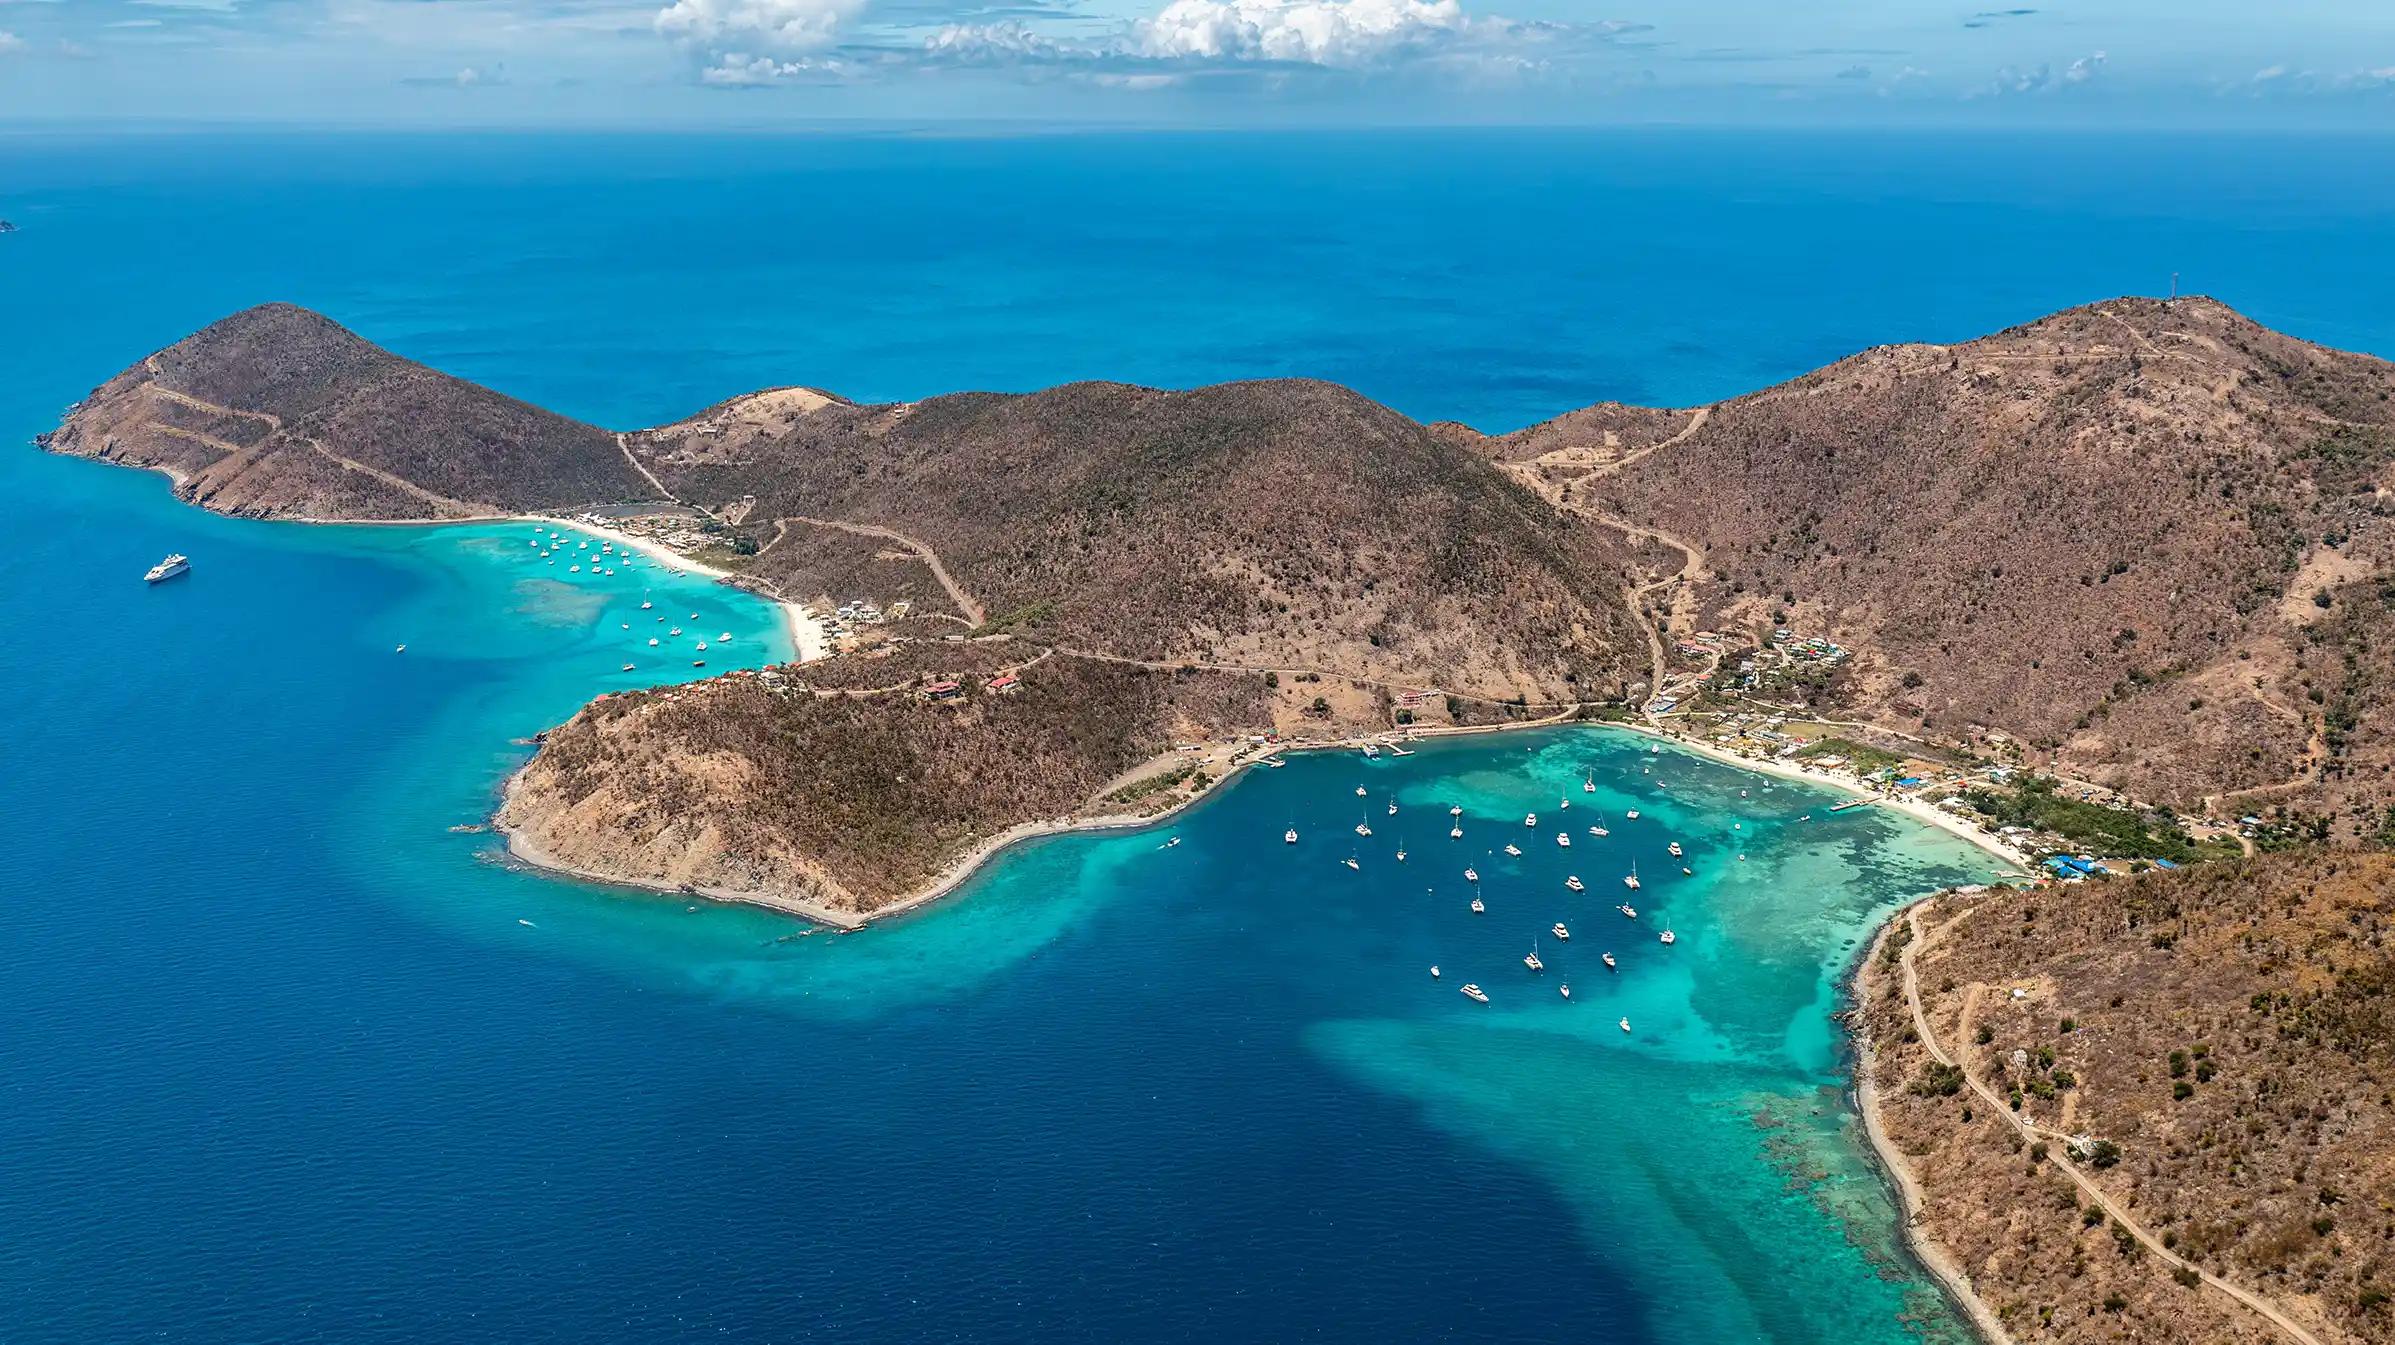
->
[3,129,2390,1344]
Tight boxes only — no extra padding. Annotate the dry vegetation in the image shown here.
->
[1543,298,2395,825]
[630,378,1650,705]
[500,654,1274,913]
[1858,853,2395,1344]
[44,303,649,518]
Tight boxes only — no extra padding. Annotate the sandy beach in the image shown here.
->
[517,514,833,664]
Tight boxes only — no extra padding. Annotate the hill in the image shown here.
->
[42,303,649,519]
[1856,853,2395,1344]
[1503,297,2395,827]
[628,377,1648,705]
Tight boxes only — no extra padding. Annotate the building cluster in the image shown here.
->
[821,597,912,643]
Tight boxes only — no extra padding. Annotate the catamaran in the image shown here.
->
[1523,940,1544,973]
[1355,786,1368,797]
[1450,825,1463,839]
[1624,862,1642,891]
[1464,866,1479,883]
[1626,809,1640,821]
[1660,929,1677,945]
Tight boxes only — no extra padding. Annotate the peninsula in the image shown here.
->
[41,297,2395,1341]
[45,297,2395,918]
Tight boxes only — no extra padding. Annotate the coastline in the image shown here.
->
[1851,910,2021,1345]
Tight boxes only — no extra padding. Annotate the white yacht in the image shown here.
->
[1564,876,1584,892]
[1523,943,1544,973]
[1449,805,1463,817]
[1551,923,1570,941]
[1459,984,1489,1003]
[1556,832,1571,848]
[1668,841,1684,858]
[1524,813,1537,828]
[1387,798,1397,816]
[1619,1017,1632,1033]
[1284,828,1298,844]
[1470,894,1485,914]
[1343,856,1360,871]
[1618,902,1638,919]
[1504,843,1521,856]
[1429,965,1441,980]
[648,637,660,647]
[1591,825,1609,837]
[1602,952,1617,970]
[1464,866,1479,883]
[1356,786,1368,797]
[1559,984,1572,1000]
[641,598,653,610]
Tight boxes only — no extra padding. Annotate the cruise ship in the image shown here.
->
[144,553,190,584]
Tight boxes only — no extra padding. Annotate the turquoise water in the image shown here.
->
[3,129,2387,1343]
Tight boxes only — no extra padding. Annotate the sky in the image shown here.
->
[0,0,2391,128]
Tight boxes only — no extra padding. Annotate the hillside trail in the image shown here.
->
[138,366,495,518]
[757,516,988,626]
[1897,901,2333,1345]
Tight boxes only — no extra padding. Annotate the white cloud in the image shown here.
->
[0,28,22,54]
[698,49,847,83]
[1129,0,1467,68]
[656,0,864,55]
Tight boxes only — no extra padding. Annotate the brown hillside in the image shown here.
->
[631,378,1649,705]
[44,304,649,519]
[1857,853,2395,1345]
[1546,297,2395,817]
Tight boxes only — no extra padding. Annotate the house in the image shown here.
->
[985,673,1020,694]
[923,680,961,701]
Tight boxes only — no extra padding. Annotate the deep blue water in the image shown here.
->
[3,130,2391,1344]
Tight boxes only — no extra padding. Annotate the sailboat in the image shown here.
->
[1464,866,1479,883]
[1618,902,1638,919]
[1523,938,1544,973]
[1659,929,1677,946]
[1470,893,1485,914]
[1559,984,1572,1001]
[1343,854,1361,871]
[1285,828,1299,844]
[1386,796,1397,816]
[1624,861,1642,891]
[1602,951,1617,970]
[1619,1017,1632,1033]
[1626,809,1640,821]
[1450,825,1464,839]
[1355,786,1368,797]
[1583,770,1595,793]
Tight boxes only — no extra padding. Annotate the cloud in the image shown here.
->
[1128,0,1466,68]
[0,28,22,54]
[1983,49,2103,96]
[698,49,850,82]
[656,0,866,54]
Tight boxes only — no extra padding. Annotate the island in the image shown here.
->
[40,295,2395,1340]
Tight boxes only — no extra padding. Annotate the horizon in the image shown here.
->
[3,1,2392,130]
